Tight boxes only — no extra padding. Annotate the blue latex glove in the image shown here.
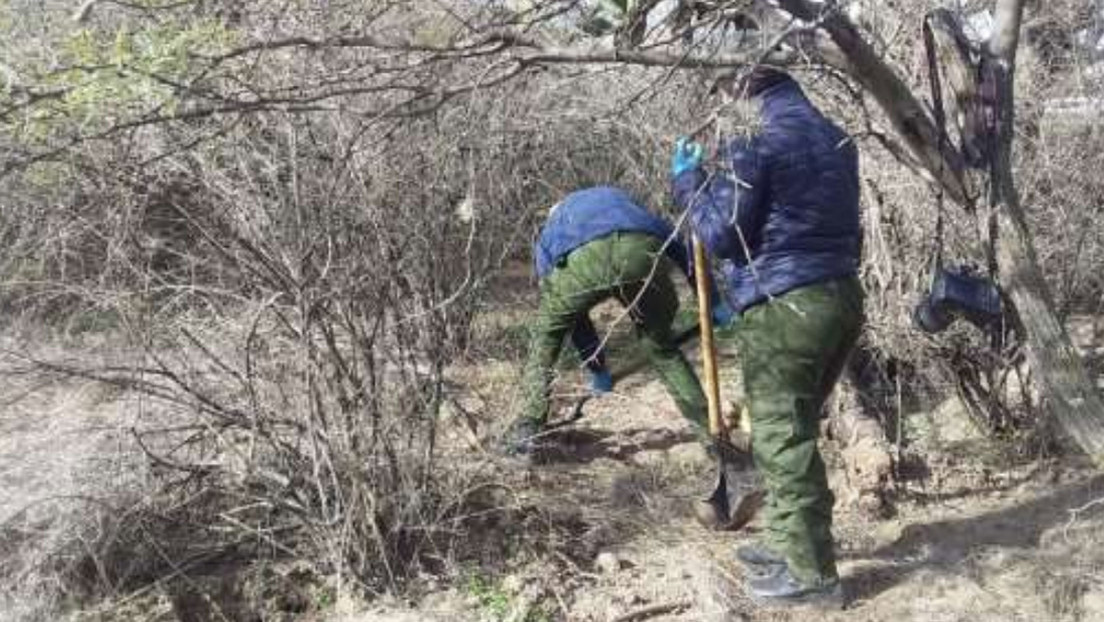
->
[671,137,704,177]
[588,368,614,394]
[712,302,736,327]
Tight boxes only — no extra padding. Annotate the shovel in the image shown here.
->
[691,236,764,531]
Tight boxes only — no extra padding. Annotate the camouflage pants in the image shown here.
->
[522,232,707,431]
[734,277,864,584]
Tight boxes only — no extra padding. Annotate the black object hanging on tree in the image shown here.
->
[913,8,1004,337]
[914,265,1002,334]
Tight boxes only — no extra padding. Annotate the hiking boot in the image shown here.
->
[735,543,786,571]
[747,565,844,609]
[501,417,543,457]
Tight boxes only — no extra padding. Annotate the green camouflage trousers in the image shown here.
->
[734,277,863,585]
[522,232,707,430]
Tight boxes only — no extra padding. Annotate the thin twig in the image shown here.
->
[611,600,692,622]
[1062,495,1104,543]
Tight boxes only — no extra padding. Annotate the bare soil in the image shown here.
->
[2,315,1104,621]
[426,378,1104,622]
[362,311,1104,622]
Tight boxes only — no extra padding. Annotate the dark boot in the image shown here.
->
[746,564,843,609]
[735,543,786,572]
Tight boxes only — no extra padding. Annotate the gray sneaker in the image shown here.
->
[747,565,844,609]
[501,417,543,457]
[735,543,786,571]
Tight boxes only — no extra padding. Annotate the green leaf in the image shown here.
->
[600,0,631,15]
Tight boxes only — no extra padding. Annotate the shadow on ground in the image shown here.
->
[847,473,1104,602]
[530,426,698,465]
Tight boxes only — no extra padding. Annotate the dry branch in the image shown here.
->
[611,600,691,622]
[776,0,972,204]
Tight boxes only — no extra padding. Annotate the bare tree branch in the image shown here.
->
[989,0,1030,62]
[775,0,972,204]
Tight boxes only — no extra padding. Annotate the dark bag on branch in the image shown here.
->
[914,266,1002,334]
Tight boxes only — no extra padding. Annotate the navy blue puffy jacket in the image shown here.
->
[672,77,861,313]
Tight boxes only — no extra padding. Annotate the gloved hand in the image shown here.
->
[671,137,704,177]
[588,368,614,394]
[712,302,736,327]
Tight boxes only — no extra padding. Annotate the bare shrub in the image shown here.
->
[4,0,1104,617]
[1,16,708,614]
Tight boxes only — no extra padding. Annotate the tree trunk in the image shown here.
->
[994,201,1104,459]
[778,0,1104,464]
[987,0,1104,461]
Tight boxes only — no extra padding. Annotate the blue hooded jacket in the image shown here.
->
[534,186,690,279]
[672,77,861,313]
[534,186,693,371]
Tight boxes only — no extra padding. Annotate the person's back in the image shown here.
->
[751,79,860,264]
[673,73,860,312]
[534,186,688,279]
[506,185,723,458]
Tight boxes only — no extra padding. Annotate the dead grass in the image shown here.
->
[3,309,1104,622]
[0,329,149,620]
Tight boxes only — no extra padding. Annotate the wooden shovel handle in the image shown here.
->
[692,235,724,438]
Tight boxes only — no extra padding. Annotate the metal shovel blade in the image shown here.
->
[695,460,766,531]
[694,466,732,529]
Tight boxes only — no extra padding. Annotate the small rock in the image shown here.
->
[458,394,486,413]
[580,524,615,559]
[520,582,545,601]
[605,440,632,459]
[595,551,624,574]
[693,498,725,530]
[1082,588,1104,619]
[638,428,677,445]
[923,396,985,443]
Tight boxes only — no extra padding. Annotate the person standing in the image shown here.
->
[671,67,864,607]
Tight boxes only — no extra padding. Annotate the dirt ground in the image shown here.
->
[0,330,146,621]
[346,308,1104,622]
[374,364,1104,622]
[3,315,1104,622]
